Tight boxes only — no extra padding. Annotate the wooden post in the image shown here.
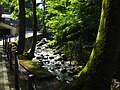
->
[8,35,11,59]
[6,35,11,60]
[5,35,9,52]
[3,35,5,47]
[5,35,7,51]
[9,43,12,69]
[28,74,35,90]
[15,51,19,90]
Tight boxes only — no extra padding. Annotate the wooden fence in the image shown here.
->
[3,35,36,90]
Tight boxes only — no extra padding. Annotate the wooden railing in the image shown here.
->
[0,17,17,28]
[3,35,36,90]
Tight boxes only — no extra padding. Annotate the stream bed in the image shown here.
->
[30,38,83,83]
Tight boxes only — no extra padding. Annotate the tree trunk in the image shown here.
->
[17,0,26,54]
[61,0,120,90]
[27,0,37,60]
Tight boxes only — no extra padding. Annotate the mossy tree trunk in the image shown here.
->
[61,0,120,90]
[17,0,26,54]
[27,0,37,60]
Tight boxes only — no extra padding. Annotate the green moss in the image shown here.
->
[73,2,111,89]
[19,60,55,79]
[75,48,95,78]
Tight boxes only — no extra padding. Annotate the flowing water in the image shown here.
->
[31,38,82,83]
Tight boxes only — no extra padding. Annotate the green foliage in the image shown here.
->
[1,0,101,64]
[25,8,33,18]
[46,0,101,43]
[79,0,101,29]
[62,39,92,64]
[1,0,42,21]
[46,0,80,42]
[11,10,19,20]
[0,0,11,12]
[46,0,101,64]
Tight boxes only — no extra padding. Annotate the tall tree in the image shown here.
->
[27,0,37,59]
[17,0,26,54]
[61,0,120,90]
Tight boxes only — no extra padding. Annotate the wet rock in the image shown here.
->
[43,56,48,59]
[32,57,40,63]
[68,72,75,77]
[51,68,55,71]
[44,60,50,64]
[42,38,48,43]
[38,61,44,66]
[37,38,48,46]
[61,60,64,64]
[37,46,41,49]
[54,49,60,53]
[46,54,49,56]
[72,69,79,75]
[39,59,42,62]
[32,38,83,82]
[36,55,44,59]
[40,50,48,56]
[55,63,61,67]
[37,41,44,46]
[53,63,61,69]
[69,68,75,72]
[116,85,120,89]
[54,66,61,69]
[55,56,63,61]
[36,56,41,59]
[56,54,68,61]
[37,41,40,44]
[61,68,67,74]
[77,66,83,70]
[49,56,54,59]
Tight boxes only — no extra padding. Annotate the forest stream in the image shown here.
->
[30,38,83,83]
